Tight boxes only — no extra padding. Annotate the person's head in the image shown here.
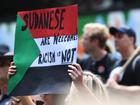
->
[41,94,67,105]
[109,27,136,53]
[66,71,109,105]
[0,51,13,94]
[81,24,91,53]
[82,23,109,53]
[83,71,109,103]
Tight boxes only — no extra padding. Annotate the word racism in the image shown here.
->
[38,48,76,64]
[22,8,66,31]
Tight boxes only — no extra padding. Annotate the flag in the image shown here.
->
[8,5,78,96]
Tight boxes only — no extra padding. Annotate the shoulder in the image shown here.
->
[81,55,92,62]
[106,53,121,66]
[79,55,92,69]
[108,52,122,62]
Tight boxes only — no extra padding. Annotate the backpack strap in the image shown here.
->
[132,55,140,71]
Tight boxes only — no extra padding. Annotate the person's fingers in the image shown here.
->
[8,72,16,75]
[8,68,16,75]
[10,62,14,66]
[68,73,76,80]
[72,63,82,69]
[72,63,83,73]
[11,101,17,105]
[9,66,16,69]
[68,65,81,76]
[9,68,16,71]
[68,69,78,78]
[9,69,16,72]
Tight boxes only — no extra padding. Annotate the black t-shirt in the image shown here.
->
[117,55,140,86]
[80,53,118,83]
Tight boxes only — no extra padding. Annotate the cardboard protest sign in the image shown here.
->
[8,5,78,96]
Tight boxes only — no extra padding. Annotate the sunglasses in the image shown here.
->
[114,33,124,39]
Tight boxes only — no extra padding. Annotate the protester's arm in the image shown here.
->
[107,59,140,93]
[68,63,103,105]
[8,63,35,105]
[116,85,140,93]
[106,78,140,94]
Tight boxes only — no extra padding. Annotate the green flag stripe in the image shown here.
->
[8,14,40,95]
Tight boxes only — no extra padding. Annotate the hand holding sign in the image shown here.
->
[8,5,78,96]
[68,64,83,86]
[8,62,16,78]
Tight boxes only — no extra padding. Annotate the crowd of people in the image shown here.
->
[0,22,140,105]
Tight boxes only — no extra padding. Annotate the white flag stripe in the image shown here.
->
[31,35,78,67]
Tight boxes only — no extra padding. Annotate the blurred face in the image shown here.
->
[114,33,133,53]
[0,60,10,94]
[88,38,99,53]
[82,33,90,53]
[82,33,99,53]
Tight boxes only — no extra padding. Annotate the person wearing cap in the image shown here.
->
[0,44,9,56]
[80,23,119,83]
[106,27,140,92]
[0,44,12,105]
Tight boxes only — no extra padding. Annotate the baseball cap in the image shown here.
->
[0,44,9,56]
[0,44,13,61]
[109,27,136,43]
[0,52,13,61]
[0,52,13,67]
